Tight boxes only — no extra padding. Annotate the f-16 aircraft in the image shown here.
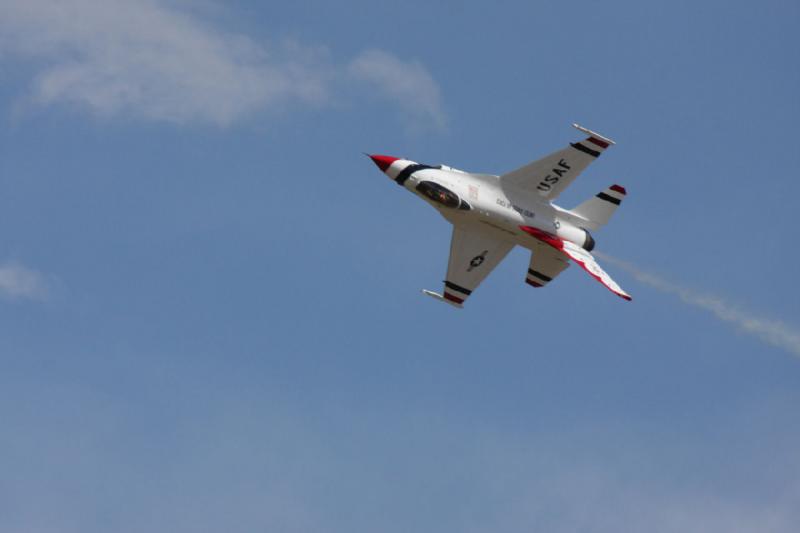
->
[367,124,632,307]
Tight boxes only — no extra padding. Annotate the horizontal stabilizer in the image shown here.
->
[519,225,632,301]
[525,244,570,288]
[570,184,627,230]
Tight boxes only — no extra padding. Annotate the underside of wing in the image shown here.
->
[500,124,614,202]
[519,225,632,301]
[429,225,514,307]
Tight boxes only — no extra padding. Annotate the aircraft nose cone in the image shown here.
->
[368,154,399,172]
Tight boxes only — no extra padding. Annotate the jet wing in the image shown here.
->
[525,243,570,288]
[519,225,632,301]
[425,225,514,307]
[500,124,614,201]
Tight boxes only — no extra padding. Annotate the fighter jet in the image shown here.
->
[367,124,632,307]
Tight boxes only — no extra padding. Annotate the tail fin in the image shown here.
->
[570,184,626,230]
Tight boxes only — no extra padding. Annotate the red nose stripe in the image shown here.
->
[369,154,399,172]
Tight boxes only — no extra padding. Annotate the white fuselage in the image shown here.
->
[386,159,593,251]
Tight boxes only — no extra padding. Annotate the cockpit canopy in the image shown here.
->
[415,181,471,210]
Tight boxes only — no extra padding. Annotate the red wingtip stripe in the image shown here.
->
[610,184,626,195]
[525,279,543,288]
[443,292,464,304]
[587,137,610,149]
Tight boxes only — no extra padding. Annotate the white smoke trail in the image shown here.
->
[595,252,800,357]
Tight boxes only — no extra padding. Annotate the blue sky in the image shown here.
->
[1,0,799,531]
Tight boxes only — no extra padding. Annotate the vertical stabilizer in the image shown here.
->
[570,184,626,230]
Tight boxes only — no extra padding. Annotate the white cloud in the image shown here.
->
[0,0,445,128]
[0,261,47,300]
[596,252,800,358]
[0,0,329,125]
[349,49,446,130]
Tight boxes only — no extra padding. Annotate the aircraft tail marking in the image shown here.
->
[569,184,626,230]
